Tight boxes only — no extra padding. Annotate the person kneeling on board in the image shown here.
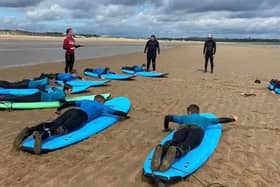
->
[121,64,146,72]
[0,86,71,102]
[84,67,113,78]
[151,104,238,172]
[0,77,48,89]
[40,69,82,82]
[12,95,128,154]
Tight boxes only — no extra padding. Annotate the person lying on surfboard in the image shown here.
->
[12,95,128,154]
[84,67,114,78]
[40,69,82,82]
[0,86,71,103]
[121,64,146,72]
[0,77,48,89]
[151,104,238,172]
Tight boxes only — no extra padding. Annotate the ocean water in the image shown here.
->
[0,39,177,68]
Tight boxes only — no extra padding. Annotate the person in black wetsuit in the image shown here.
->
[12,95,128,154]
[121,64,146,72]
[203,34,216,73]
[40,69,82,82]
[0,86,71,102]
[144,35,160,71]
[151,104,238,172]
[0,77,48,89]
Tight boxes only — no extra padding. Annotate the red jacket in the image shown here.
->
[63,36,76,55]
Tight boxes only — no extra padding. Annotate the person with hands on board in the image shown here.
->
[0,86,71,102]
[151,104,238,172]
[12,95,128,154]
[40,69,83,82]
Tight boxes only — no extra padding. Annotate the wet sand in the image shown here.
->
[0,35,181,68]
[0,43,279,187]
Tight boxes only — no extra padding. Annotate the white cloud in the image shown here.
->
[1,0,280,38]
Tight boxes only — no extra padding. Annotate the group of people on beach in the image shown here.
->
[63,28,217,73]
[1,28,238,175]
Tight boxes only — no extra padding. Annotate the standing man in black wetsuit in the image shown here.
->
[203,34,216,73]
[144,35,160,71]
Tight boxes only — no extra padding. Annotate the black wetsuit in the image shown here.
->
[163,115,235,158]
[144,40,160,71]
[203,39,216,73]
[0,93,41,102]
[24,109,88,141]
[0,76,47,89]
[0,80,30,89]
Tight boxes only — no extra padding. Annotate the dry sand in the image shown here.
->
[0,43,279,187]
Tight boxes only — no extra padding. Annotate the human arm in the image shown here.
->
[75,45,81,48]
[63,39,69,50]
[209,115,238,124]
[56,101,78,113]
[203,41,207,55]
[144,41,149,53]
[213,41,216,55]
[163,115,174,131]
[157,41,160,54]
[103,106,129,119]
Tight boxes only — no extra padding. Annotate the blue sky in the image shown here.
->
[1,0,280,38]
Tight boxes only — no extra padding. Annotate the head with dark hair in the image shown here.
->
[63,84,72,93]
[151,34,156,41]
[141,64,146,67]
[187,104,200,114]
[48,73,57,80]
[94,95,105,103]
[66,28,73,37]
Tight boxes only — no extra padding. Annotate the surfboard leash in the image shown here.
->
[191,174,225,187]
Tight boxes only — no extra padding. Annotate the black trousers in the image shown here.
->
[147,54,156,71]
[65,54,75,73]
[162,127,204,158]
[0,92,41,102]
[0,80,29,88]
[205,52,214,72]
[29,109,88,140]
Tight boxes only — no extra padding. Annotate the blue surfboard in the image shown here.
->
[84,71,135,80]
[0,88,38,95]
[143,113,222,182]
[71,85,90,94]
[66,80,110,87]
[21,97,131,152]
[121,69,168,77]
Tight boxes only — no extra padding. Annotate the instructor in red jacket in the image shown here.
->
[63,28,82,73]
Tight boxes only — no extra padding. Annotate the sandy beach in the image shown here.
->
[0,42,279,187]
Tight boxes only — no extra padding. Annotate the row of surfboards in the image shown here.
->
[0,69,168,109]
[1,69,223,184]
[84,68,168,80]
